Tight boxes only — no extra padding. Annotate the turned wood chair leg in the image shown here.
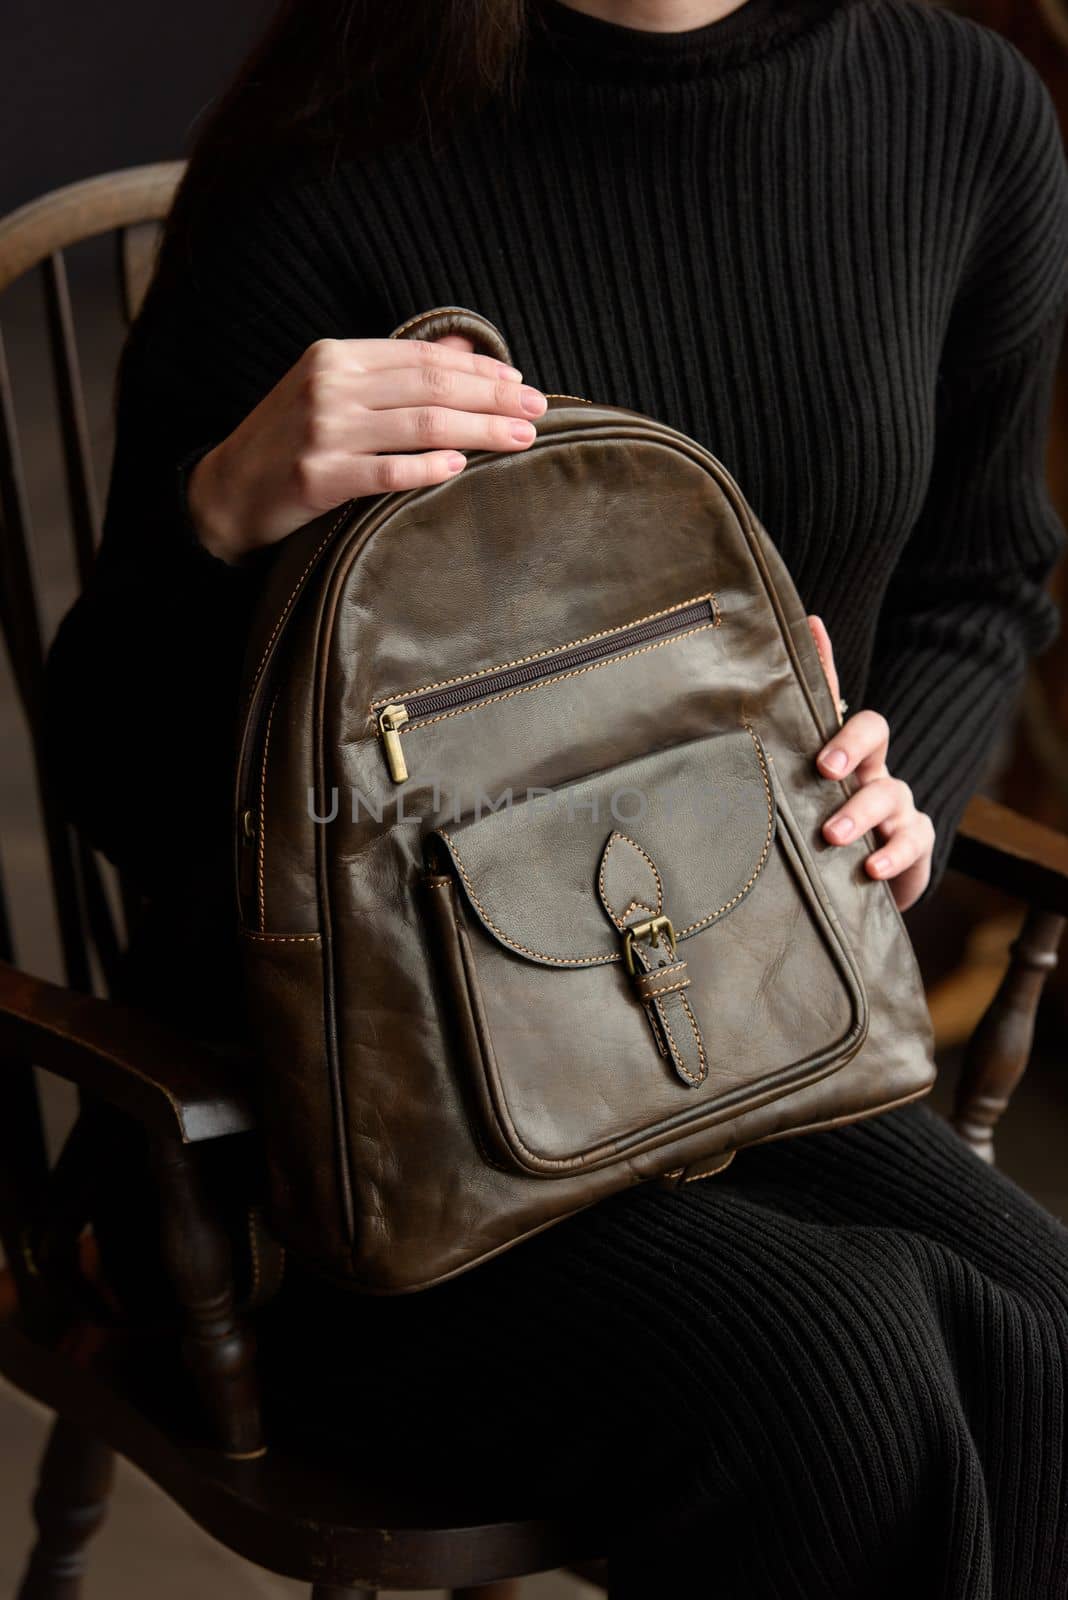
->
[16,1418,114,1600]
[154,1133,264,1459]
[952,906,1065,1163]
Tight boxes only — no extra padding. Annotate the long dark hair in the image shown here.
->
[163,0,529,256]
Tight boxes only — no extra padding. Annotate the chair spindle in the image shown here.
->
[952,905,1065,1162]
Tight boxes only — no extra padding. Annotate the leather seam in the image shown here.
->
[257,692,279,931]
[247,1209,261,1303]
[639,978,691,999]
[439,830,619,967]
[598,831,665,928]
[441,725,772,966]
[390,305,485,339]
[369,592,720,713]
[676,723,774,938]
[377,626,718,737]
[658,999,706,1086]
[247,503,353,702]
[240,931,322,944]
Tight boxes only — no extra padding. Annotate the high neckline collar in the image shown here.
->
[527,0,848,82]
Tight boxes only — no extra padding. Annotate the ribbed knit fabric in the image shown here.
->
[47,0,1068,938]
[262,1102,1068,1598]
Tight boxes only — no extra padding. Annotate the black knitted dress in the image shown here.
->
[46,1,1068,1593]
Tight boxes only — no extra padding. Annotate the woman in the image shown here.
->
[48,0,1068,1593]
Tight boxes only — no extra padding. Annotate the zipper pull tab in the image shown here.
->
[379,704,410,783]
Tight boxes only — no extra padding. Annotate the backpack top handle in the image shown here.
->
[389,304,514,367]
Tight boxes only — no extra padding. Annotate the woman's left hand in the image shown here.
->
[806,616,935,912]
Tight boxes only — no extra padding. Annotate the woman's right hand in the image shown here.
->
[187,336,546,563]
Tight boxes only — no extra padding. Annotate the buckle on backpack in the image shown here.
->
[623,915,677,975]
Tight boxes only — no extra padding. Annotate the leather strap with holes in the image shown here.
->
[596,832,708,1088]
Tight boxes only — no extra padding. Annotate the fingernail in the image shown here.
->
[445,453,466,473]
[827,816,854,841]
[520,385,547,416]
[510,420,537,443]
[870,854,891,875]
[820,748,848,774]
[499,365,523,381]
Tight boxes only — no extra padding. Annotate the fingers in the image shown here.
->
[351,405,539,456]
[353,366,546,422]
[816,708,889,784]
[822,773,915,846]
[806,614,840,706]
[819,746,936,911]
[357,450,470,494]
[862,808,935,884]
[305,336,522,384]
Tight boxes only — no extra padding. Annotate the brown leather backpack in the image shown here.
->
[236,306,936,1293]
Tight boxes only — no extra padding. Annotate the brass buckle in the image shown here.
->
[623,915,677,975]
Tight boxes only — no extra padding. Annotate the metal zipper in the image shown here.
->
[377,596,717,783]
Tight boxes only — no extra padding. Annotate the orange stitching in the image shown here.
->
[598,831,664,929]
[676,724,774,938]
[685,1153,735,1181]
[369,593,720,713]
[248,503,353,700]
[439,831,618,967]
[257,692,278,932]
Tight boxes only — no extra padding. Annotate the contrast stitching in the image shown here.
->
[248,503,353,699]
[247,1210,261,1302]
[391,305,474,338]
[639,978,691,999]
[369,593,720,712]
[658,1001,705,1086]
[680,995,708,1079]
[598,832,664,928]
[619,900,657,923]
[676,724,774,938]
[439,830,618,967]
[685,1154,735,1182]
[240,931,322,944]
[383,628,717,736]
[658,998,709,1088]
[439,723,770,967]
[257,692,279,932]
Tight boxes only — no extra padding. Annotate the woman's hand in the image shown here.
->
[187,333,545,563]
[806,615,935,911]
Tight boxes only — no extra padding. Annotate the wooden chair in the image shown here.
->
[0,164,1065,1600]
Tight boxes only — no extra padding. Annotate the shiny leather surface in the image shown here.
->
[237,314,937,1293]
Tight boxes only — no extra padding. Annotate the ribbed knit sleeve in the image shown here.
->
[864,50,1068,904]
[45,169,361,884]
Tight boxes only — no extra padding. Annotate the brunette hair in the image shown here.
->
[163,0,529,253]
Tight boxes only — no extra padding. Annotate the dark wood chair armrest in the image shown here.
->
[950,794,1068,914]
[0,962,256,1143]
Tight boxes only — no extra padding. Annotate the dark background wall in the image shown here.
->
[0,0,274,213]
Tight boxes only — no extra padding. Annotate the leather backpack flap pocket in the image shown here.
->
[424,726,869,1177]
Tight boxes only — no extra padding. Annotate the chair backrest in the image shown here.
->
[0,163,186,994]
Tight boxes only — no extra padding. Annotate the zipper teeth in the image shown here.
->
[402,599,714,721]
